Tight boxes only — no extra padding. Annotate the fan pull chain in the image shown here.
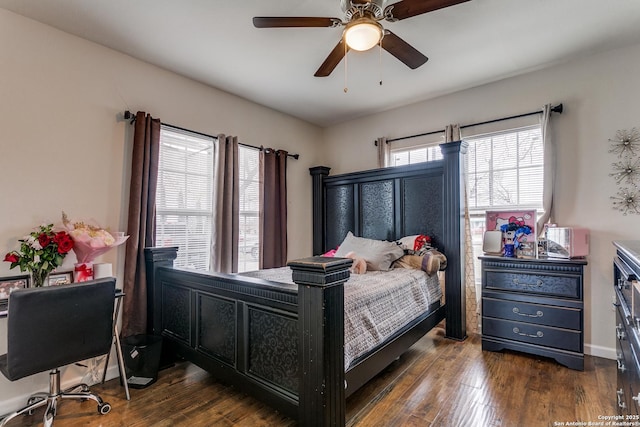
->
[379,40,383,86]
[344,41,348,93]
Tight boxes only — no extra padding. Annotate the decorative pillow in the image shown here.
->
[392,249,448,276]
[322,248,337,257]
[334,231,404,271]
[397,234,432,255]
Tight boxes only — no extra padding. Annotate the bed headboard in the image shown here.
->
[309,141,467,340]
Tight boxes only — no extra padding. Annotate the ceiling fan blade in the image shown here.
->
[384,0,471,21]
[381,31,428,69]
[253,17,341,28]
[315,39,350,77]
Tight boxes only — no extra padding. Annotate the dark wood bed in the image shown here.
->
[144,141,467,426]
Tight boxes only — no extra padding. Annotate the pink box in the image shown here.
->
[546,227,589,258]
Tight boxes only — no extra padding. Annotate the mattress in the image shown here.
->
[240,267,442,368]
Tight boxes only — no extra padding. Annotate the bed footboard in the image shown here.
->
[145,247,352,426]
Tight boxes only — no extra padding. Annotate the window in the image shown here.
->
[466,126,543,211]
[155,125,261,272]
[238,147,260,272]
[387,124,544,283]
[391,144,443,166]
[466,126,544,282]
[155,126,215,270]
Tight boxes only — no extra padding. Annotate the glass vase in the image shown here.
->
[31,270,49,287]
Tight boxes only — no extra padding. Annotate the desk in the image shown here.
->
[101,289,130,400]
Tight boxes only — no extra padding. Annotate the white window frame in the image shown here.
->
[155,125,215,271]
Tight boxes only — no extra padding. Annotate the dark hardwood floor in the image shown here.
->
[6,325,616,426]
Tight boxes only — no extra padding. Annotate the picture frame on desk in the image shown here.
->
[48,272,73,286]
[0,274,30,298]
[0,275,30,315]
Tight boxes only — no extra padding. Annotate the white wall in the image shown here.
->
[323,40,640,360]
[0,9,323,411]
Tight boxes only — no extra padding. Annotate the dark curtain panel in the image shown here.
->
[260,149,288,269]
[122,111,160,337]
[211,135,239,273]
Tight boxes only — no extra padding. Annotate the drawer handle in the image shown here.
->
[617,354,627,373]
[512,278,544,287]
[617,324,627,340]
[512,307,543,318]
[618,389,627,409]
[512,327,543,338]
[633,393,640,403]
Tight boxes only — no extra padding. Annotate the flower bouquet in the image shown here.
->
[62,212,128,282]
[4,224,75,287]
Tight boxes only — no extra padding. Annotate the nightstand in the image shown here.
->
[480,256,587,370]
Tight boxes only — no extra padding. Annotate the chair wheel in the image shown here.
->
[98,402,111,415]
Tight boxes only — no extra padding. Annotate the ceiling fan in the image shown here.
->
[253,0,471,77]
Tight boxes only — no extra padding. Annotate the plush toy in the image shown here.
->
[344,251,367,274]
[392,249,447,276]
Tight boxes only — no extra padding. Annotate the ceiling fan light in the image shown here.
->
[345,21,382,51]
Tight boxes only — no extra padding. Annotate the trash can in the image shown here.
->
[122,334,163,389]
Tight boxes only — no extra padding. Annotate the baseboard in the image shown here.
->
[585,343,616,360]
[0,361,121,416]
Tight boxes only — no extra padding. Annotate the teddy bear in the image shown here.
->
[344,251,367,274]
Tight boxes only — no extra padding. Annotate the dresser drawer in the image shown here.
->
[483,317,582,353]
[485,270,581,299]
[483,297,581,330]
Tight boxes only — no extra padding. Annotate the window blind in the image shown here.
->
[156,126,214,270]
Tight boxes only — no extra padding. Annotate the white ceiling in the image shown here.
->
[2,0,640,127]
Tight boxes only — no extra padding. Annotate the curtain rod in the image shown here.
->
[123,111,300,160]
[380,103,563,145]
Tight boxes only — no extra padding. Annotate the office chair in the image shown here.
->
[0,278,116,427]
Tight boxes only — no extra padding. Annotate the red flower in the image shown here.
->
[4,253,19,263]
[56,236,74,254]
[38,233,51,248]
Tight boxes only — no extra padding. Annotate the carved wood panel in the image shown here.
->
[326,184,354,251]
[247,306,298,394]
[485,271,581,299]
[161,283,191,345]
[197,293,236,365]
[360,180,394,241]
[402,175,444,248]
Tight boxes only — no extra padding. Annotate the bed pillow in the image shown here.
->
[397,234,432,254]
[334,231,404,271]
